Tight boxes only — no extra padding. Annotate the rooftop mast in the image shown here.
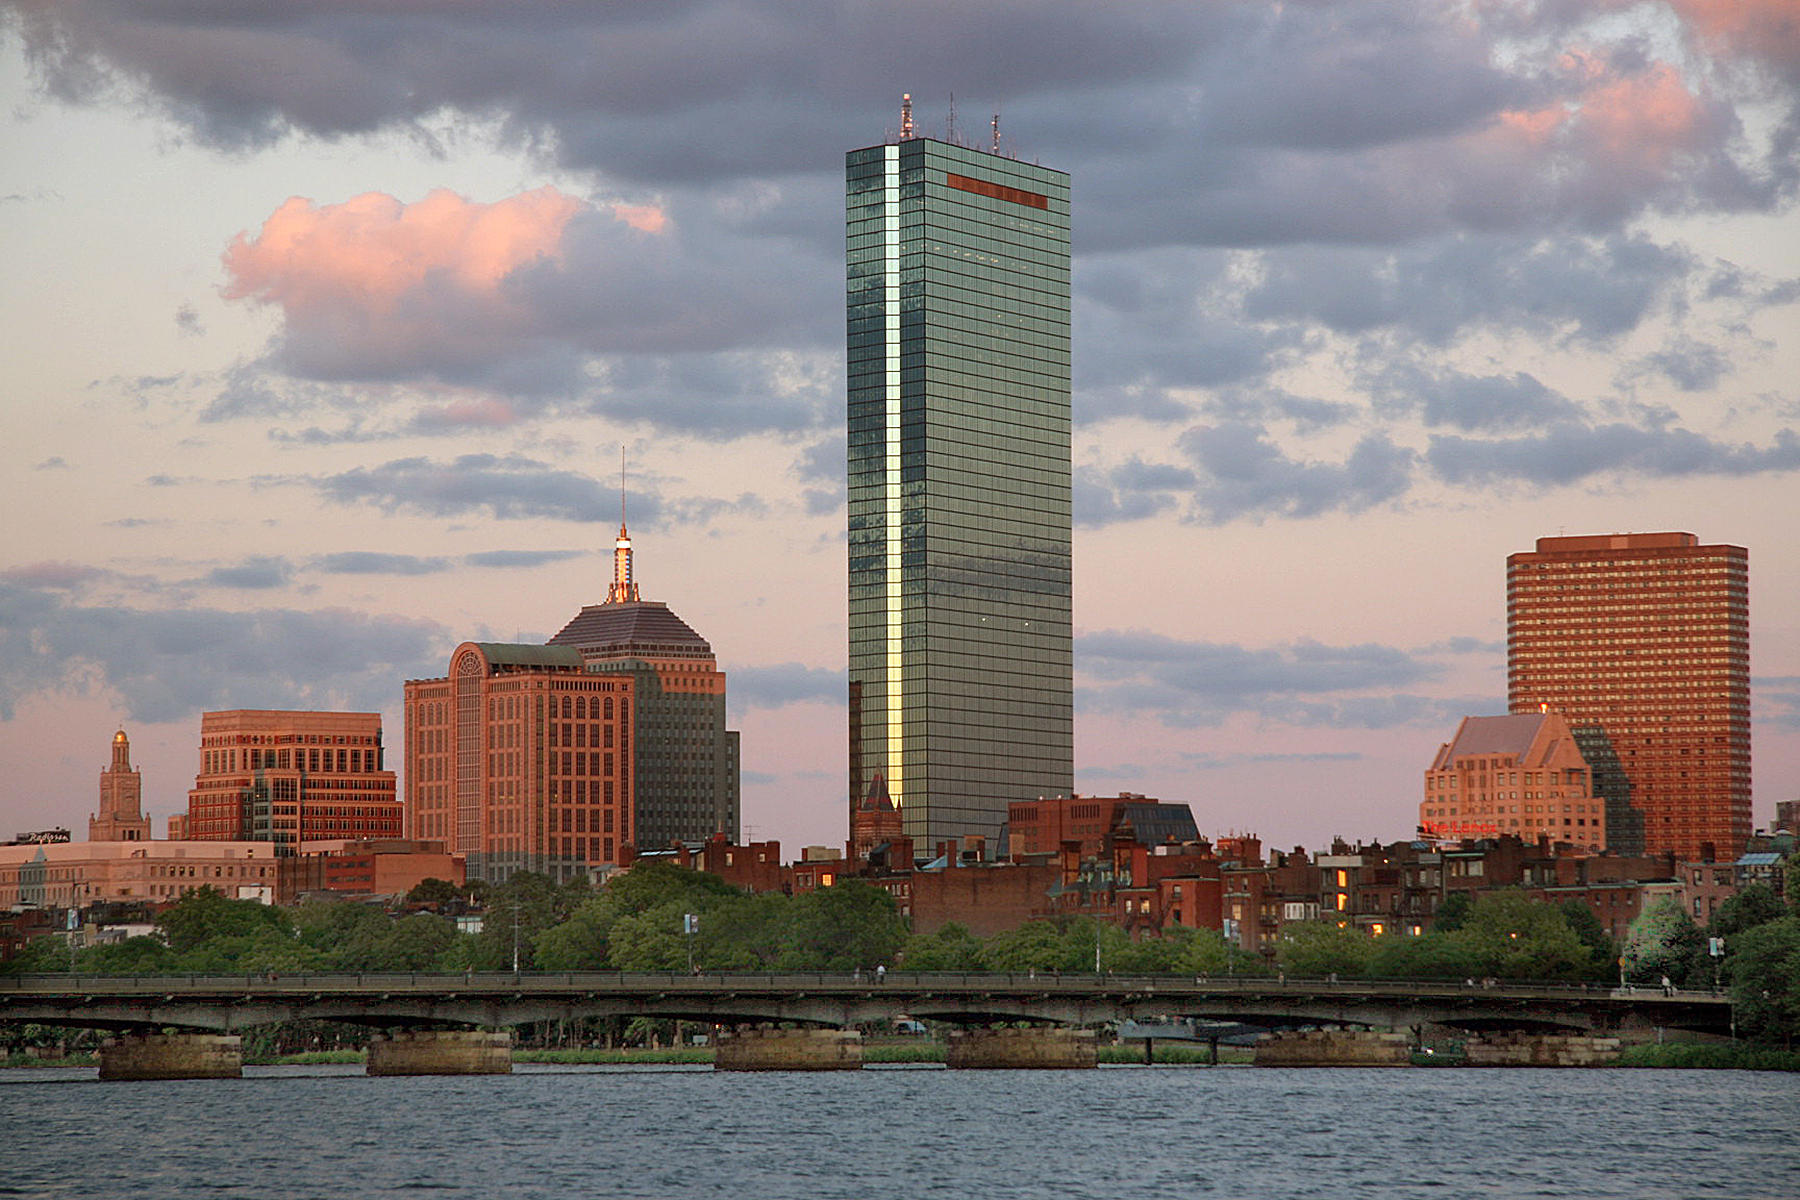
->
[608,447,639,603]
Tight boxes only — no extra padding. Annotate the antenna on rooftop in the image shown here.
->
[619,445,627,528]
[946,92,958,144]
[991,110,1001,154]
[900,93,914,141]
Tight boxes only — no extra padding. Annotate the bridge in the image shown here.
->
[0,970,1731,1037]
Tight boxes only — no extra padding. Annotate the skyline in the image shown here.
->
[2,2,1797,855]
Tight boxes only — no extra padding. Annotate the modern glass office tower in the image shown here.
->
[846,125,1073,849]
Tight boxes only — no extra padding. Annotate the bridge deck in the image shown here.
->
[0,971,1732,1036]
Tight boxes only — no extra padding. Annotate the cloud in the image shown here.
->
[204,556,291,590]
[1365,364,1585,432]
[1077,629,1452,729]
[34,456,69,471]
[301,454,773,529]
[1,562,106,590]
[462,549,586,569]
[0,581,445,723]
[1626,336,1735,392]
[1427,423,1800,487]
[731,663,847,712]
[1179,425,1416,524]
[221,187,585,380]
[313,552,451,576]
[1245,233,1695,346]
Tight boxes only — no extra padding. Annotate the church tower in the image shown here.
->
[90,729,151,842]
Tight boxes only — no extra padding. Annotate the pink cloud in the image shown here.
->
[223,187,585,314]
[1491,52,1707,181]
[1673,0,1800,72]
[612,203,669,234]
[411,398,519,430]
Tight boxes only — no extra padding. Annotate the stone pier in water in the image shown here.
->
[714,1028,864,1070]
[366,1030,513,1076]
[1254,1029,1412,1066]
[99,1033,243,1080]
[1464,1032,1621,1066]
[945,1028,1098,1069]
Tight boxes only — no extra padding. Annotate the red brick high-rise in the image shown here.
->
[185,710,402,854]
[1507,532,1749,859]
[405,642,635,884]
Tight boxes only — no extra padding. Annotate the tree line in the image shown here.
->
[5,855,1796,1044]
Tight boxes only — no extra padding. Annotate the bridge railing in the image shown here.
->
[0,970,1727,1004]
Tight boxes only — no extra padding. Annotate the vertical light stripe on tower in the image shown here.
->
[880,144,904,805]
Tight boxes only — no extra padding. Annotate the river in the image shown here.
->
[3,1064,1795,1199]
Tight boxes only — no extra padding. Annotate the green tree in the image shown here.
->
[1709,884,1786,938]
[902,922,986,971]
[1622,895,1703,987]
[1727,916,1800,1047]
[157,887,290,955]
[372,913,459,970]
[1559,900,1616,973]
[1276,921,1375,978]
[1430,891,1474,934]
[782,881,907,971]
[1451,890,1596,981]
[1367,930,1480,981]
[405,878,460,907]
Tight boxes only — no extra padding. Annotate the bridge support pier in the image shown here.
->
[715,1028,863,1071]
[946,1027,1097,1070]
[366,1030,512,1076]
[1254,1029,1411,1067]
[99,1033,242,1081]
[1464,1032,1620,1067]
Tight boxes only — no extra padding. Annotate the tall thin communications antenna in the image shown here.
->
[900,93,914,141]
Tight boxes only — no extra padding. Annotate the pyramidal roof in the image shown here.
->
[547,600,713,660]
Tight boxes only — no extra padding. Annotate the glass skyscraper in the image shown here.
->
[846,128,1073,848]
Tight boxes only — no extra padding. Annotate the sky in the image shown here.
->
[2,0,1797,857]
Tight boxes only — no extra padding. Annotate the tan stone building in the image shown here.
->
[89,729,150,843]
[0,840,276,910]
[1421,711,1602,851]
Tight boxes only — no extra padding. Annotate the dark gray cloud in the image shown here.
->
[1627,337,1734,393]
[314,551,451,576]
[314,453,633,524]
[1428,423,1800,488]
[205,556,291,589]
[0,580,445,722]
[462,549,586,569]
[1245,234,1694,346]
[1365,364,1585,432]
[730,663,847,713]
[306,454,763,529]
[1179,425,1415,523]
[1077,628,1456,730]
[17,1,1789,257]
[0,562,105,590]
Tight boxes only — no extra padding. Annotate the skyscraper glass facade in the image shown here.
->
[847,135,1073,846]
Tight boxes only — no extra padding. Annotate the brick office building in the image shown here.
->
[548,521,739,849]
[184,710,401,854]
[1421,711,1602,851]
[405,642,635,884]
[1508,532,1750,859]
